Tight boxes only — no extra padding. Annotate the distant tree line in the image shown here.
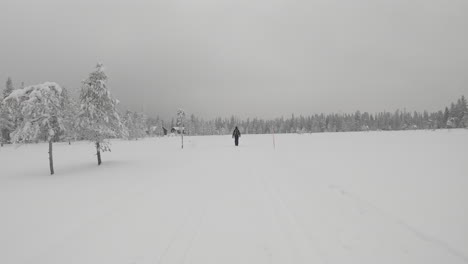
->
[151,96,468,136]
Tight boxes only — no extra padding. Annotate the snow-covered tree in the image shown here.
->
[176,109,185,149]
[457,95,467,128]
[4,82,67,174]
[447,117,456,128]
[146,116,160,137]
[77,63,126,165]
[3,77,14,99]
[61,87,80,144]
[1,77,17,144]
[124,110,147,140]
[461,114,468,128]
[0,101,13,146]
[186,114,196,135]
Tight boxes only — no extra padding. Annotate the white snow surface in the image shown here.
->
[0,129,467,264]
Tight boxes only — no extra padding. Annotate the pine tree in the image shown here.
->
[77,64,126,165]
[177,109,185,149]
[460,95,468,128]
[443,107,450,128]
[457,96,467,127]
[3,77,14,99]
[1,77,16,143]
[0,101,13,146]
[124,110,147,140]
[61,87,80,144]
[4,82,67,174]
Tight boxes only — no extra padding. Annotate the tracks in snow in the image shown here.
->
[155,208,207,264]
[257,170,328,264]
[328,184,468,264]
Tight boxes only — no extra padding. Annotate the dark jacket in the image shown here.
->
[232,127,241,138]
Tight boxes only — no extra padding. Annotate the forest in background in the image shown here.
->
[149,95,468,136]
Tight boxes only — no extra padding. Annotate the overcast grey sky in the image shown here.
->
[1,0,467,119]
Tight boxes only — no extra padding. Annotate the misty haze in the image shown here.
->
[0,0,467,263]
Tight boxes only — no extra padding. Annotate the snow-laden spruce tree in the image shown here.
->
[3,77,14,99]
[61,87,80,144]
[0,101,13,147]
[124,110,147,140]
[3,82,67,174]
[176,109,185,149]
[77,63,126,165]
[1,77,17,144]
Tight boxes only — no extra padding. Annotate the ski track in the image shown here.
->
[181,209,206,264]
[259,170,327,264]
[156,209,207,264]
[328,184,468,264]
[153,209,197,264]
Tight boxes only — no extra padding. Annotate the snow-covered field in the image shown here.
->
[1,129,467,264]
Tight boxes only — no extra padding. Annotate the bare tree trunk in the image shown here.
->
[181,133,184,149]
[49,140,54,175]
[96,142,102,165]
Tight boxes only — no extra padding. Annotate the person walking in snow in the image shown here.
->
[232,126,241,146]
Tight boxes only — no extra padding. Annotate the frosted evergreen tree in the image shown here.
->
[4,82,67,174]
[135,112,148,138]
[77,63,126,165]
[457,96,467,127]
[1,77,17,143]
[0,101,13,146]
[124,110,147,140]
[461,114,468,128]
[176,109,185,149]
[3,77,14,99]
[61,87,80,144]
[443,107,450,128]
[459,95,468,128]
[447,117,456,128]
[186,114,197,135]
[124,110,135,139]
